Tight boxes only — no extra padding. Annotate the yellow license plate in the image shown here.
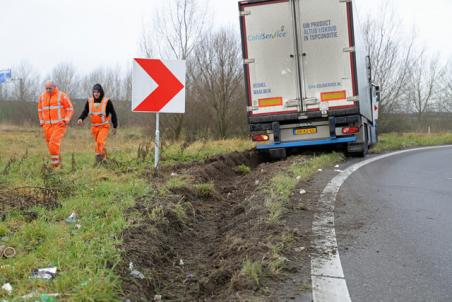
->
[294,127,317,135]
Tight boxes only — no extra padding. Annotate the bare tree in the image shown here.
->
[437,60,452,112]
[192,29,244,138]
[123,68,133,101]
[404,52,444,124]
[50,62,79,97]
[80,65,125,100]
[363,3,417,114]
[10,62,41,101]
[140,0,209,140]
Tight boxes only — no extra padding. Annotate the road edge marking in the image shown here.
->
[311,145,452,302]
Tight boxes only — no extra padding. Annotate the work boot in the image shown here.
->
[95,154,103,164]
[50,163,61,170]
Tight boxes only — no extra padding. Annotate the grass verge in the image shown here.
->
[265,152,344,225]
[371,133,452,153]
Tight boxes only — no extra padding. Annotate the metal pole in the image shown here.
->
[154,112,160,171]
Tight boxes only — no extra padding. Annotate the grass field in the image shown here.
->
[0,126,253,300]
[1,126,451,300]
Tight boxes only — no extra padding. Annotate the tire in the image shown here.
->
[347,125,369,158]
[267,148,287,161]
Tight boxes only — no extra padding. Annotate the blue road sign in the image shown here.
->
[0,69,12,85]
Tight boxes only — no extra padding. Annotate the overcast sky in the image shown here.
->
[0,0,451,76]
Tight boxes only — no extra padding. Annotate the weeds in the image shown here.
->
[234,164,251,174]
[148,205,169,226]
[241,259,262,287]
[194,182,215,198]
[164,176,191,192]
[2,157,17,176]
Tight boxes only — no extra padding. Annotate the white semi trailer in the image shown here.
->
[238,0,380,158]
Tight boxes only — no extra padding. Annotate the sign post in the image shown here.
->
[155,112,160,169]
[132,58,186,173]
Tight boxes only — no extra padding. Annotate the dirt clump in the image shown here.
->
[119,151,313,301]
[0,186,59,215]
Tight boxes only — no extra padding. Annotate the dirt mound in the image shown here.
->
[119,151,312,301]
[0,186,58,214]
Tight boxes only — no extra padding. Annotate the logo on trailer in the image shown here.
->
[248,26,287,41]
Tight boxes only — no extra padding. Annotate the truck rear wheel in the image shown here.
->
[347,125,369,157]
[259,148,287,161]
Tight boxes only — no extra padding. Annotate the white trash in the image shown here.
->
[129,262,145,279]
[65,212,78,223]
[30,267,57,280]
[1,283,12,295]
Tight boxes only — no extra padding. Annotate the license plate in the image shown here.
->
[294,127,317,135]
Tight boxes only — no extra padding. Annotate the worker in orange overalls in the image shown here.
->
[77,84,118,163]
[38,81,74,168]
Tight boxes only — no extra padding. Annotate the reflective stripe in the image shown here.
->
[57,91,62,121]
[42,119,63,124]
[38,109,43,112]
[51,155,59,159]
[42,106,63,110]
[100,98,108,124]
[92,122,109,126]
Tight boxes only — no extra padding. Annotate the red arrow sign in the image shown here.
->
[133,59,185,112]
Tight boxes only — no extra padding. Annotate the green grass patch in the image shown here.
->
[372,133,452,153]
[265,153,344,224]
[194,182,216,198]
[240,260,263,287]
[234,164,251,174]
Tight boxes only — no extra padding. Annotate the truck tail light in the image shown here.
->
[342,127,359,135]
[252,134,270,142]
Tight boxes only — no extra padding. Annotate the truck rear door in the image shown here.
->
[240,0,301,117]
[298,0,358,112]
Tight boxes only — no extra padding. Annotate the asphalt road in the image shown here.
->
[335,147,452,302]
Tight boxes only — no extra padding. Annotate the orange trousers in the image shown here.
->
[42,123,67,165]
[91,125,110,156]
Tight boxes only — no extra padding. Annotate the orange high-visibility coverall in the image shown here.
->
[88,97,110,158]
[38,88,74,167]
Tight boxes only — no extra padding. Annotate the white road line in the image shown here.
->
[311,145,452,302]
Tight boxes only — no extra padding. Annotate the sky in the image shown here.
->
[0,0,451,76]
